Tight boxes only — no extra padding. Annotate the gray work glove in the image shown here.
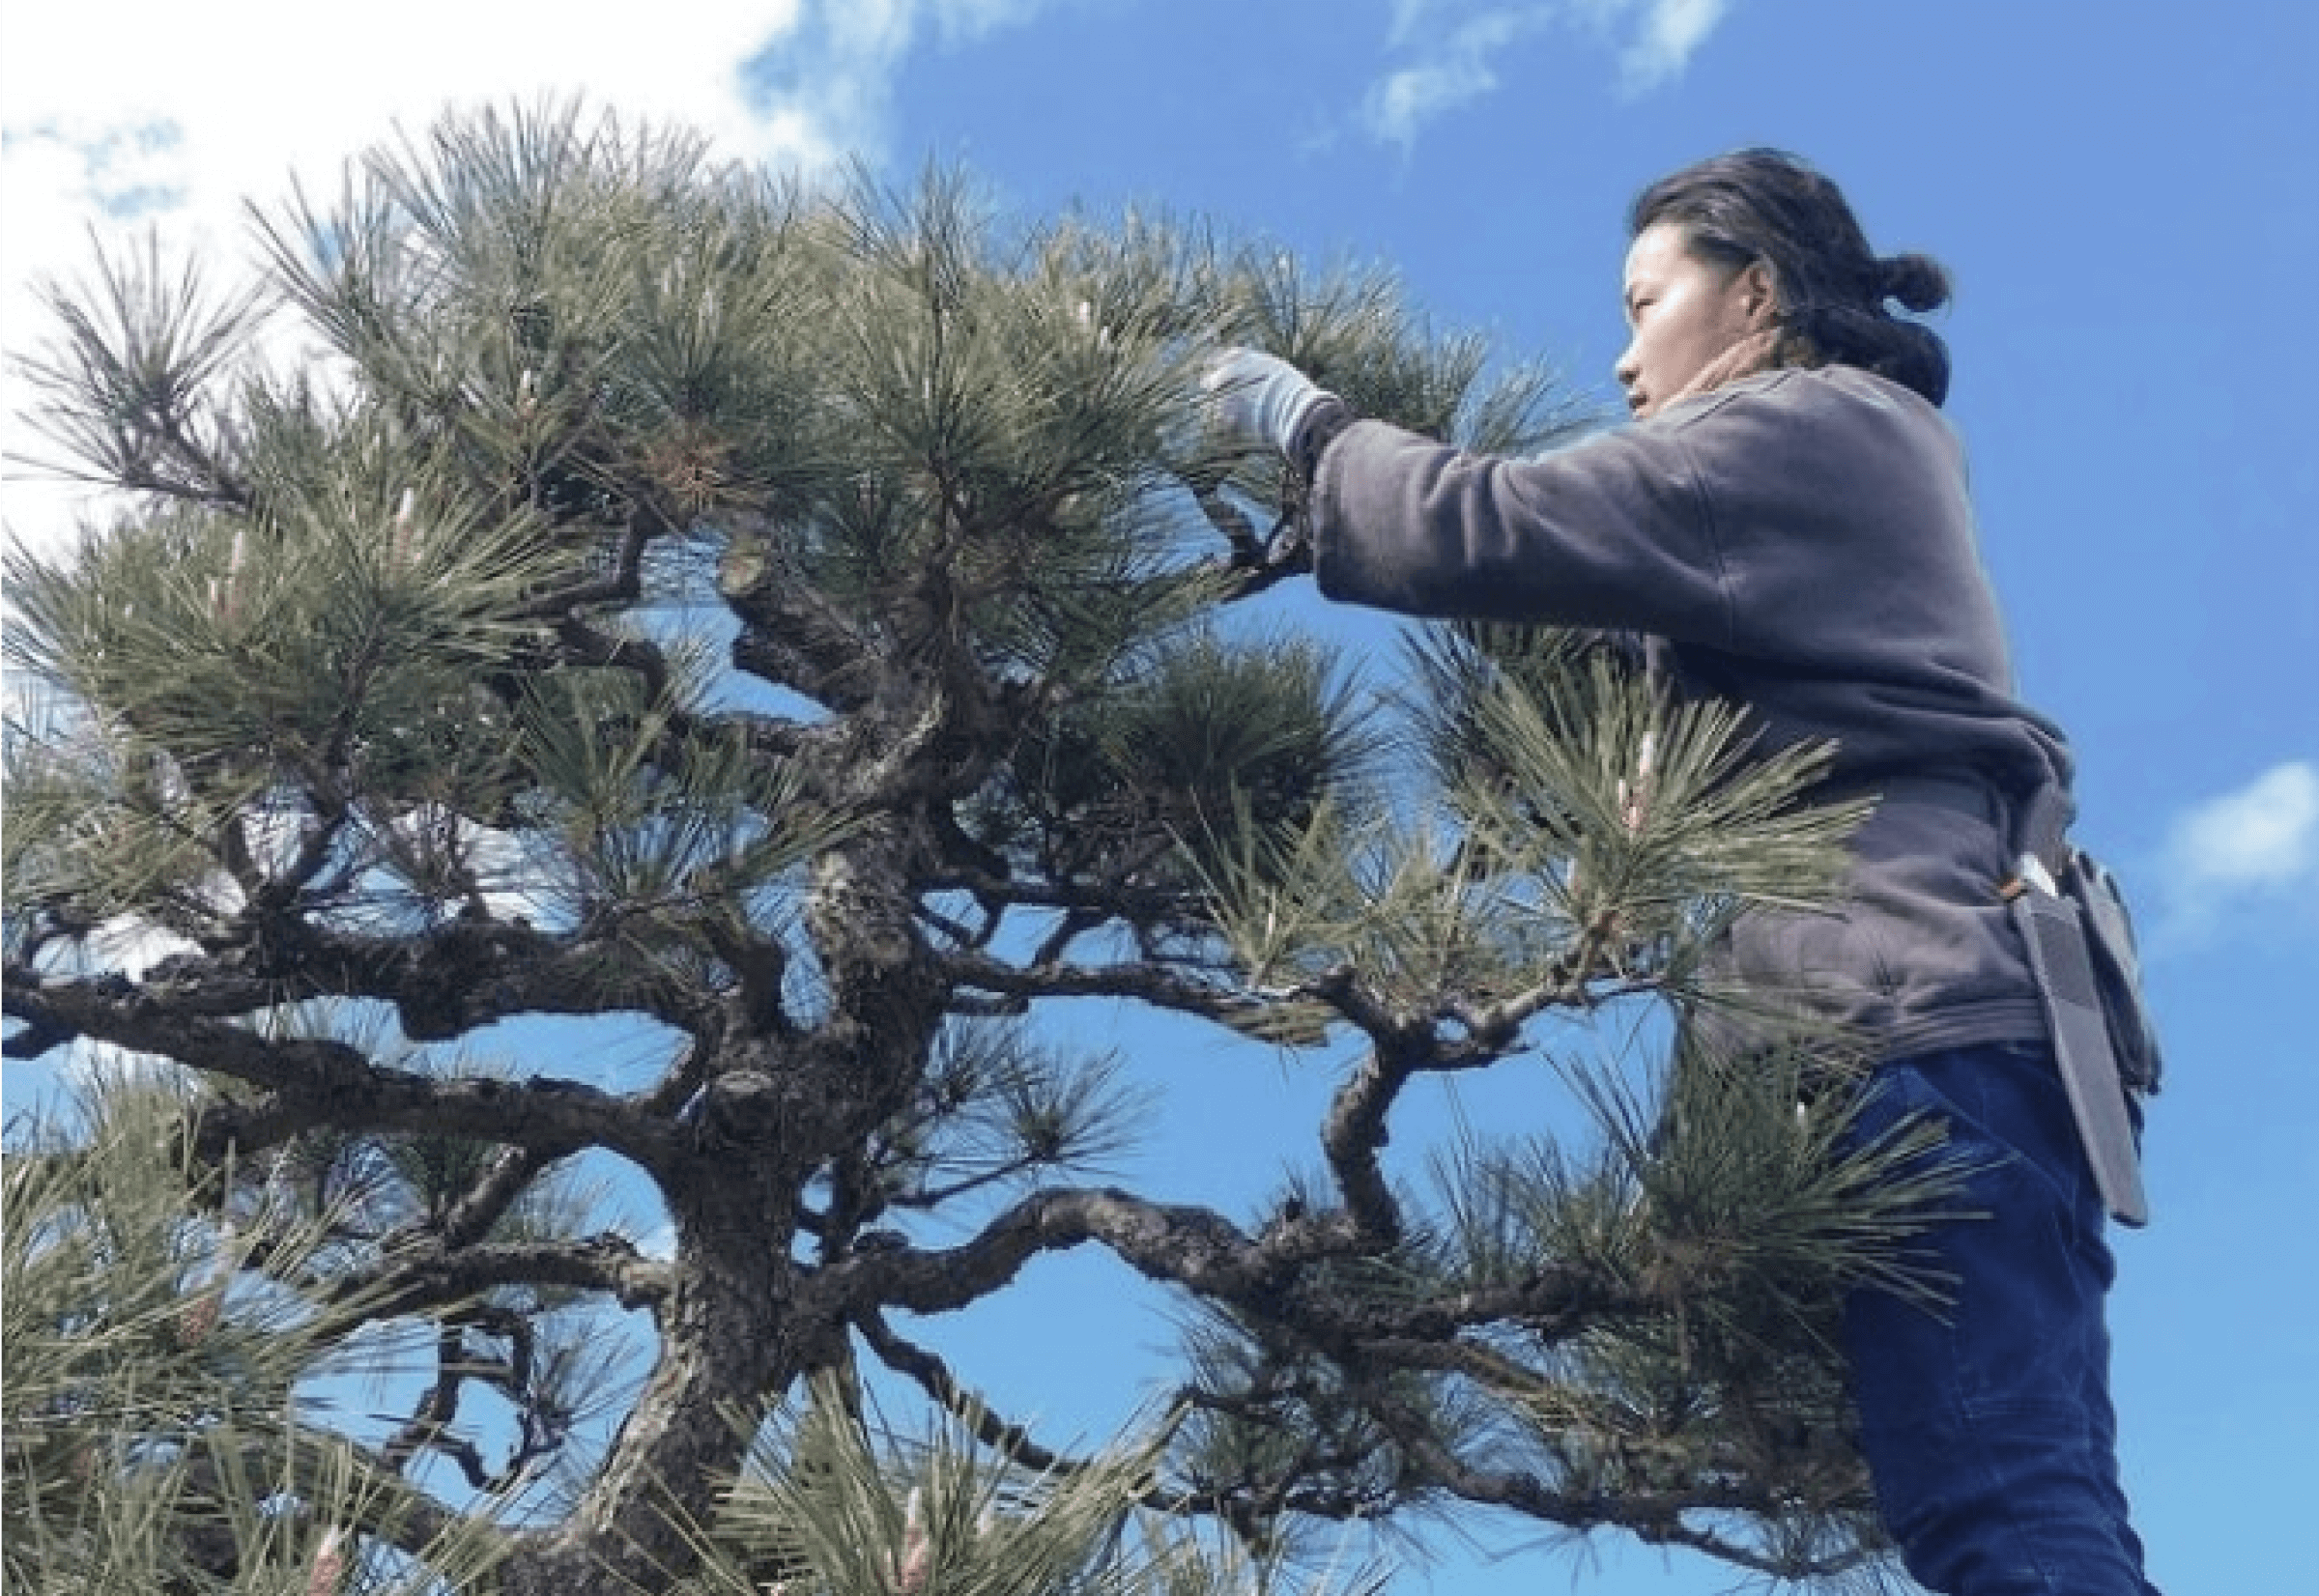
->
[1196,347,1344,466]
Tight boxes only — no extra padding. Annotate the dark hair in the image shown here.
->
[1630,148,1954,406]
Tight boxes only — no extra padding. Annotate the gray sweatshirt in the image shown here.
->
[1308,364,2065,1059]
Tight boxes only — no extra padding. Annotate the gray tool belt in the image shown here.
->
[2003,786,2162,1229]
[1866,776,2162,1229]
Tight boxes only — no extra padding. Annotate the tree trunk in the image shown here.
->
[501,1169,829,1596]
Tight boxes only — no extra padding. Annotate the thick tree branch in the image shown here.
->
[831,1186,1272,1314]
[158,910,712,1042]
[934,949,1277,1034]
[718,524,886,716]
[1356,1382,1859,1578]
[404,1144,561,1254]
[516,505,654,616]
[9,915,705,1054]
[854,1306,1092,1477]
[7,971,678,1163]
[920,866,1192,926]
[1317,1038,1419,1246]
[550,613,675,703]
[329,1236,674,1322]
[831,1185,1646,1352]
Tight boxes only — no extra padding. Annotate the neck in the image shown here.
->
[1665,326,1794,409]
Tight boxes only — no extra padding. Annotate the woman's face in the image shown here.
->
[1615,221,1773,418]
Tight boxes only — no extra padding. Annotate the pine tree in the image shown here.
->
[6,101,1959,1595]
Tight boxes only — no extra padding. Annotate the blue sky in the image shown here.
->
[4,2,2315,1590]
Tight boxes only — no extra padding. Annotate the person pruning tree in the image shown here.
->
[1196,148,2163,1596]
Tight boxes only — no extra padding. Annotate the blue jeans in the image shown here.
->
[1840,1041,2160,1595]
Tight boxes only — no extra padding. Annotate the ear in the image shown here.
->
[1737,260,1780,328]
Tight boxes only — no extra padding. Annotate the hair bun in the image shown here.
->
[1876,252,1951,313]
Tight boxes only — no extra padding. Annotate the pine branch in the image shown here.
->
[326,1237,673,1322]
[719,522,891,715]
[853,1305,1098,1479]
[387,1142,560,1252]
[5,970,678,1162]
[934,948,1277,1034]
[379,1306,588,1494]
[919,865,1198,933]
[837,1184,1649,1354]
[13,230,266,508]
[382,1323,486,1480]
[1351,1381,1861,1578]
[217,912,717,1040]
[513,504,655,615]
[179,1426,477,1565]
[1317,1037,1419,1245]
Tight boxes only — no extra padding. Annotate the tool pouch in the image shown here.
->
[2002,783,2162,1227]
[2063,849,2164,1097]
[2009,869,2152,1228]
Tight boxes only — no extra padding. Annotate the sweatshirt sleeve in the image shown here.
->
[1308,413,1738,646]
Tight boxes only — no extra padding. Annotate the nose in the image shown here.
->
[1613,341,1641,398]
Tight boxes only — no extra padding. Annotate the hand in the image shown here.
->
[1196,346,1337,461]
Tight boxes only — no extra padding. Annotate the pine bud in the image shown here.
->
[1619,730,1657,834]
[392,487,417,565]
[176,1289,222,1346]
[306,1527,346,1596]
[211,527,247,622]
[891,1486,930,1594]
[178,1221,236,1344]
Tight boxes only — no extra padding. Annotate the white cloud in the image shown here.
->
[1610,0,1732,93]
[83,915,206,981]
[0,1,1057,572]
[737,0,1054,168]
[1361,0,1736,150]
[2150,760,2319,950]
[1365,10,1554,152]
[2166,760,2319,895]
[1386,0,1446,47]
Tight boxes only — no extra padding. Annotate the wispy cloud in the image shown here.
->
[0,1,1061,576]
[2167,761,2318,891]
[1365,9,1555,152]
[739,0,1058,168]
[2154,759,2319,944]
[0,3,776,566]
[1386,0,1449,48]
[1360,0,1737,151]
[1591,0,1733,93]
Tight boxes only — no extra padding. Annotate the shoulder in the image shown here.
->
[1649,365,1963,483]
[1657,365,1956,442]
[1662,363,1943,424]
